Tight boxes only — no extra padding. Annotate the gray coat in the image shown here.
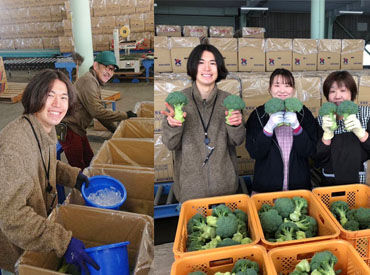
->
[62,69,127,135]
[0,114,80,272]
[162,83,245,202]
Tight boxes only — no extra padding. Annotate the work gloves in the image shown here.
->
[284,111,300,130]
[263,111,284,135]
[75,172,89,192]
[64,237,100,275]
[322,115,335,140]
[344,114,366,139]
[126,110,137,118]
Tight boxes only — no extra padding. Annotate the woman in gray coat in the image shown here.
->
[0,70,99,274]
[161,43,245,203]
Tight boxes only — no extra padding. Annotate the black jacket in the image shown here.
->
[315,106,370,185]
[245,105,318,193]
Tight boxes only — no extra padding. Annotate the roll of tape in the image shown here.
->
[120,26,130,38]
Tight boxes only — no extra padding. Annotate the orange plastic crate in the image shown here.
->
[268,240,370,274]
[312,184,370,266]
[173,194,261,259]
[171,245,276,275]
[251,189,340,250]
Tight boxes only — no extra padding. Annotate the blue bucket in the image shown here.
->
[82,175,127,210]
[82,241,130,275]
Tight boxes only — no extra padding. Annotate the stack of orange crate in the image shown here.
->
[0,57,7,95]
[171,194,274,274]
[312,184,370,267]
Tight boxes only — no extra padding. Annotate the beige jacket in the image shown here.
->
[62,69,127,135]
[0,114,80,272]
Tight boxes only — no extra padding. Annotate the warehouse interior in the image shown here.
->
[153,1,370,274]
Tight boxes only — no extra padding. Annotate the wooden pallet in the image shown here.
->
[0,82,27,103]
[101,89,121,101]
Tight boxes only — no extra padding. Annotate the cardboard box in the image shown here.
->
[135,101,154,118]
[91,138,154,169]
[293,39,318,71]
[317,39,341,71]
[112,118,154,139]
[217,78,242,96]
[242,27,265,38]
[183,25,208,37]
[358,75,370,106]
[156,25,182,37]
[169,37,200,73]
[154,36,172,73]
[295,76,321,117]
[209,38,238,72]
[341,39,364,70]
[238,38,265,72]
[154,134,174,182]
[265,38,292,71]
[68,166,154,216]
[209,26,234,38]
[17,204,154,275]
[236,141,255,175]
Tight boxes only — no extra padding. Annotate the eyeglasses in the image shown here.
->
[100,64,115,73]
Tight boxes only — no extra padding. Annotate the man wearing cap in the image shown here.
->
[60,51,137,170]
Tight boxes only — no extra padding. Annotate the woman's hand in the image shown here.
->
[225,110,242,126]
[161,102,187,127]
[344,114,368,141]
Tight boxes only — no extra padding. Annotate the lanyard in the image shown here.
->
[24,116,52,193]
[192,91,218,145]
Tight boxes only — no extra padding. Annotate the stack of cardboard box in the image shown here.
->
[0,57,8,95]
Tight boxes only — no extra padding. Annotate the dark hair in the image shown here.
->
[323,71,357,101]
[269,68,295,90]
[22,69,76,115]
[186,44,228,83]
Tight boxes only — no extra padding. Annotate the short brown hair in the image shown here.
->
[269,68,295,90]
[22,69,76,115]
[323,71,358,101]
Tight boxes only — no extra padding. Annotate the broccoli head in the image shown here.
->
[258,203,273,217]
[336,100,358,120]
[293,215,318,236]
[234,209,247,223]
[290,197,308,222]
[216,215,239,238]
[275,221,299,242]
[274,197,295,219]
[231,259,259,274]
[206,215,218,227]
[188,271,206,275]
[330,201,349,226]
[353,207,370,229]
[201,235,221,250]
[343,219,360,231]
[310,250,338,275]
[212,204,233,218]
[259,209,283,235]
[187,213,206,234]
[293,259,310,273]
[319,102,338,131]
[216,237,239,248]
[265,98,285,114]
[285,98,303,113]
[223,95,246,125]
[165,91,188,123]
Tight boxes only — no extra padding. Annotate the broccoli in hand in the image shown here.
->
[265,98,285,114]
[285,98,303,113]
[319,102,338,131]
[223,95,246,125]
[165,91,188,123]
[336,100,358,120]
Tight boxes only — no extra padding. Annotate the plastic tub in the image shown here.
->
[82,241,130,275]
[82,175,127,210]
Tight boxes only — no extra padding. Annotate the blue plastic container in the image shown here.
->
[82,241,130,275]
[82,175,127,210]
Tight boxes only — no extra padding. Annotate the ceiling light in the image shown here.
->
[154,3,157,7]
[339,10,363,15]
[240,7,269,11]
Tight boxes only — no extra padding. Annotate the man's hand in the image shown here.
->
[75,172,89,192]
[160,102,187,127]
[225,110,242,126]
[126,110,137,118]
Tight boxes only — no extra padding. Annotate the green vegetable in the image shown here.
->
[259,209,283,235]
[188,271,207,275]
[294,259,310,273]
[275,221,299,242]
[216,215,239,238]
[223,95,246,125]
[330,201,349,226]
[285,98,303,112]
[336,100,358,121]
[290,197,308,222]
[343,219,360,231]
[292,215,318,237]
[216,237,239,247]
[232,259,259,274]
[353,207,370,229]
[212,204,233,217]
[319,102,338,131]
[258,203,273,217]
[187,213,206,234]
[165,91,188,123]
[274,197,295,219]
[265,98,285,114]
[310,250,339,275]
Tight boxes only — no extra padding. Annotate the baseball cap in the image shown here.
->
[94,51,119,70]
